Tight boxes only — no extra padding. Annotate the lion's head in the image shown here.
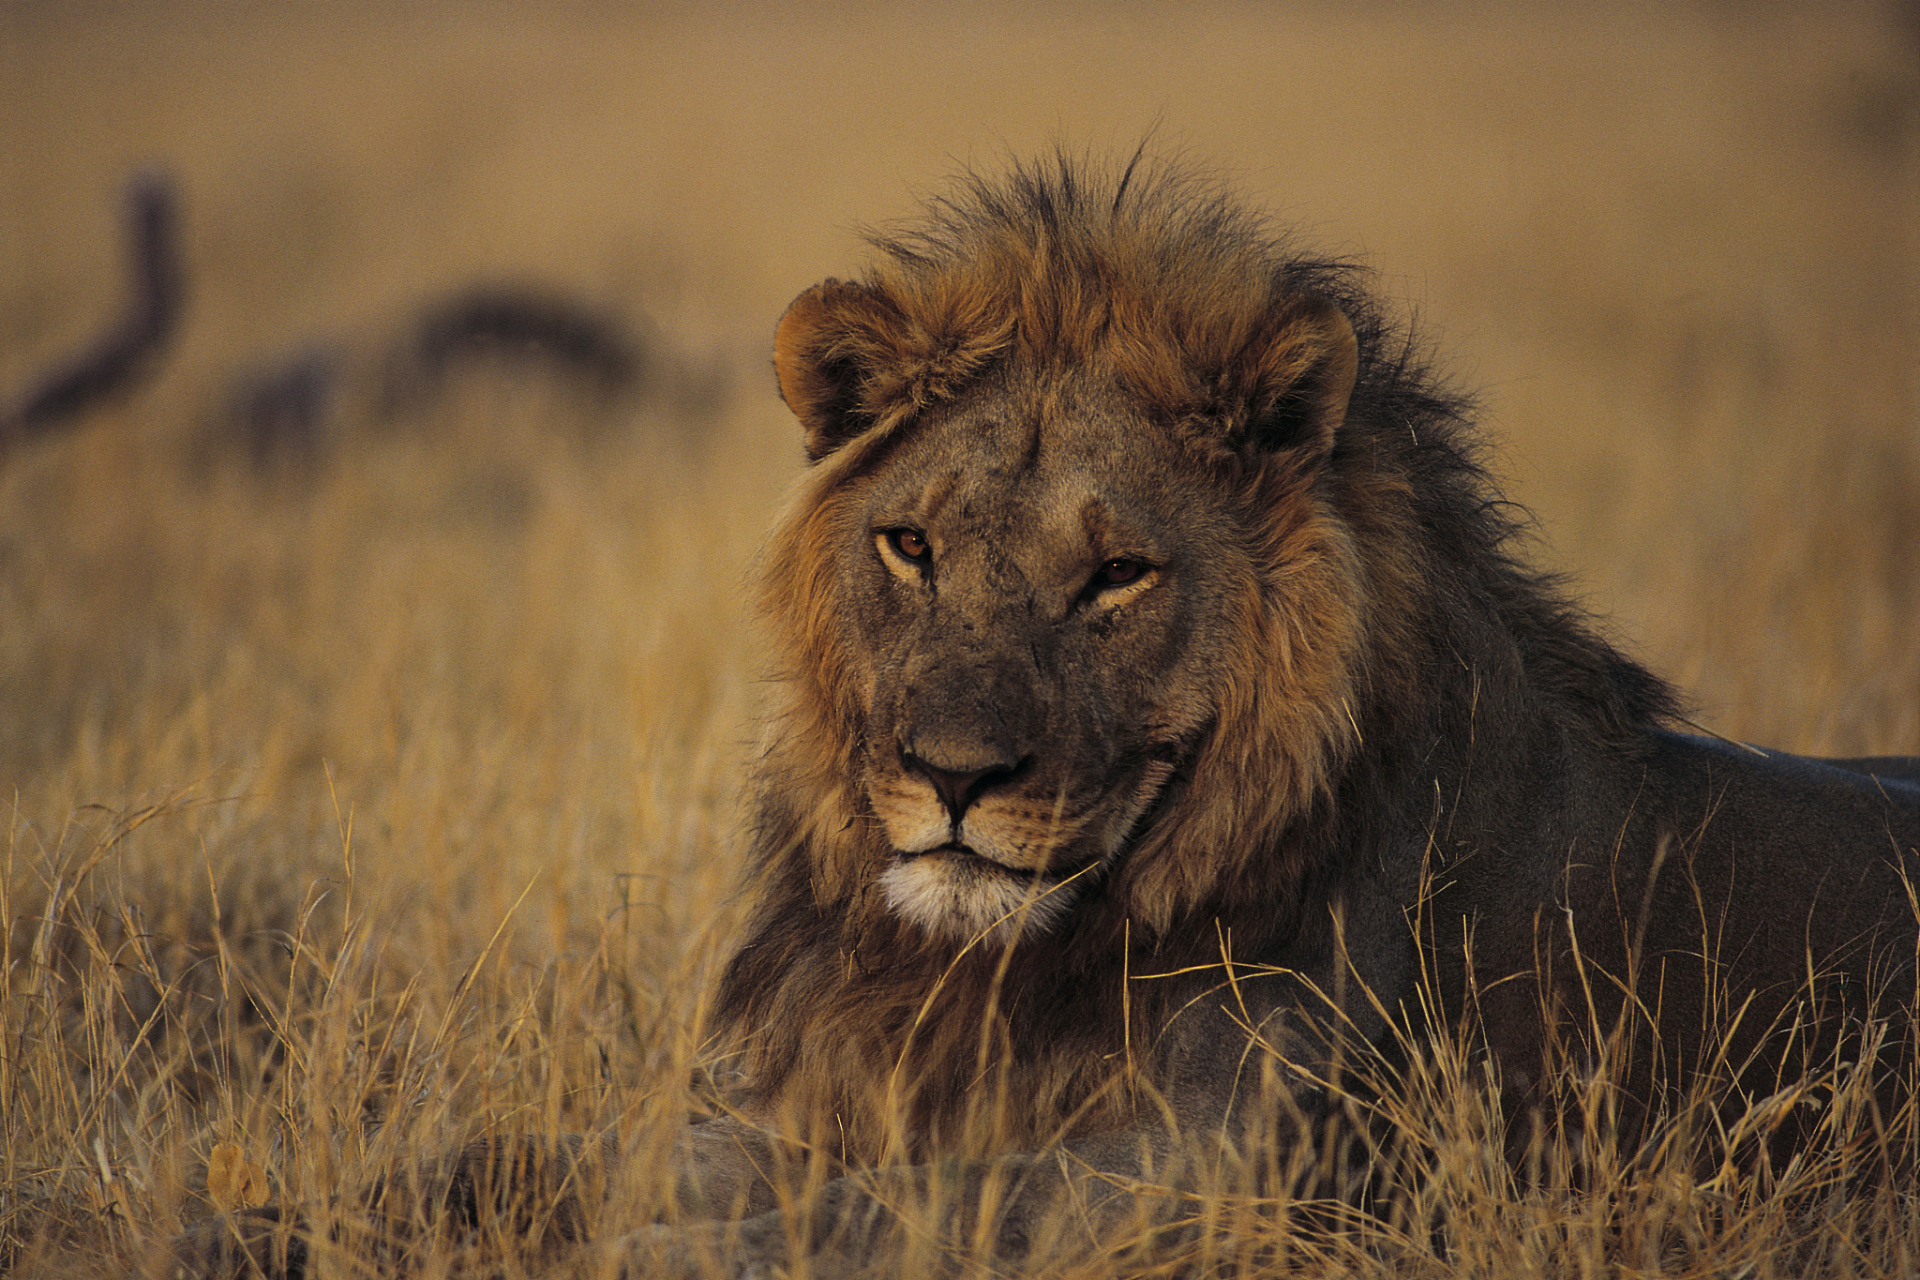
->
[712,156,1687,1156]
[748,157,1429,949]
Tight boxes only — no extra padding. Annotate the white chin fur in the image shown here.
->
[877,854,1076,945]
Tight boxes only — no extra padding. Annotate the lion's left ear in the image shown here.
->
[1237,295,1358,461]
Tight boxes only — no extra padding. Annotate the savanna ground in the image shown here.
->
[2,1,1917,1275]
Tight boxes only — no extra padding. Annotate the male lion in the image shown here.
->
[181,156,1920,1278]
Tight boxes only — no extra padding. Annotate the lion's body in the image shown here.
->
[687,157,1920,1255]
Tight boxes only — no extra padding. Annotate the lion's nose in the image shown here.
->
[901,750,1027,825]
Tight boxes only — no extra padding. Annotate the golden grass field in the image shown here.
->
[2,1,1917,1275]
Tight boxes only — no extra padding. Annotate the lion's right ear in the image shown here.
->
[774,280,898,462]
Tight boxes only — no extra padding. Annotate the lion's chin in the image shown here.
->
[877,848,1077,945]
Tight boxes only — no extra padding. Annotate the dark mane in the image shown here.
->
[853,151,1675,738]
[714,155,1681,1154]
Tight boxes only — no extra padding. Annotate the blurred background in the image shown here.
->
[0,1,1915,1262]
[6,0,1915,746]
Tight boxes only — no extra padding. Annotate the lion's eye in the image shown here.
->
[885,529,931,565]
[1092,558,1146,589]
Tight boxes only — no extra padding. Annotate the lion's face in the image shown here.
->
[828,367,1250,943]
[765,260,1365,946]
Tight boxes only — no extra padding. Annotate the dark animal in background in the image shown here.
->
[230,286,650,470]
[232,286,657,470]
[229,345,342,471]
[4,171,707,473]
[1,171,183,450]
[398,286,642,407]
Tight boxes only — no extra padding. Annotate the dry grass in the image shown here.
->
[2,1,1917,1275]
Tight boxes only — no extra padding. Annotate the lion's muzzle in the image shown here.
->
[899,748,1032,826]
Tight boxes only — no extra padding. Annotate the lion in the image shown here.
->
[177,154,1920,1278]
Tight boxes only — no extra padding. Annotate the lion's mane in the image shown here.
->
[711,155,1679,1159]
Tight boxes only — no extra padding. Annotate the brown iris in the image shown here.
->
[887,529,931,563]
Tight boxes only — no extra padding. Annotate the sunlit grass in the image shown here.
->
[0,382,767,1274]
[4,366,1912,1277]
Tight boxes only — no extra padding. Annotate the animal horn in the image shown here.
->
[1,171,184,452]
